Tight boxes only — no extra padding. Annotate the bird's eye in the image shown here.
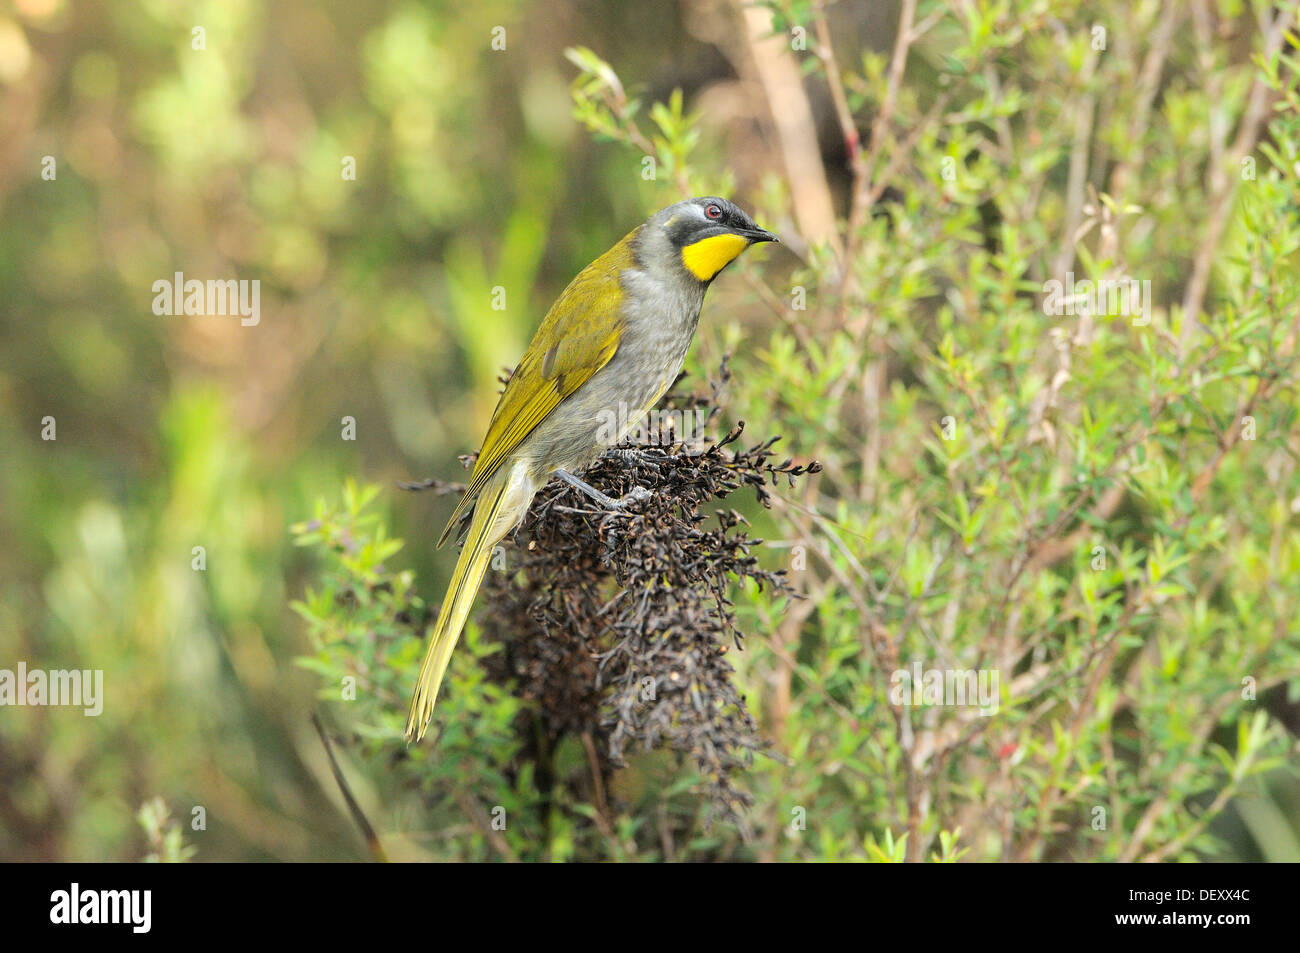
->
[705,203,722,220]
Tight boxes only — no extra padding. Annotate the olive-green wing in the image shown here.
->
[437,237,635,547]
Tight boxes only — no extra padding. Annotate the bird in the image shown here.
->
[405,196,778,743]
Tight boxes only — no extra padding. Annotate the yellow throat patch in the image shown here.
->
[681,233,749,281]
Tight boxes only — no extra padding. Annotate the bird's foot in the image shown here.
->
[554,469,653,510]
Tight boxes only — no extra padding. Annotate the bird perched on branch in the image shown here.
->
[406,196,778,743]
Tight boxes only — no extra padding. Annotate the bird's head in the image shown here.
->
[645,196,779,283]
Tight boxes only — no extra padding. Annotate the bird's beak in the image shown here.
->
[743,227,780,245]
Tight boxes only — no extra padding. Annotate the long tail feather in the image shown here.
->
[405,463,535,742]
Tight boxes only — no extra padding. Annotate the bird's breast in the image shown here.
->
[609,267,704,411]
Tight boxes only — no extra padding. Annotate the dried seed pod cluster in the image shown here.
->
[466,365,819,818]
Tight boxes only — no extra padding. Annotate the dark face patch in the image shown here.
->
[667,198,760,249]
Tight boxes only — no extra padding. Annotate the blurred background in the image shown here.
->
[2,0,1299,862]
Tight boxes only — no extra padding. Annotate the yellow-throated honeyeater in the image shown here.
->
[406,196,778,742]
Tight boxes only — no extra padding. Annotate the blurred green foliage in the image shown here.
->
[2,0,1299,861]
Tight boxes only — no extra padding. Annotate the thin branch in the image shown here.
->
[311,713,388,863]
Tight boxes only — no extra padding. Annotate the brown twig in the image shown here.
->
[311,713,389,862]
[734,0,841,254]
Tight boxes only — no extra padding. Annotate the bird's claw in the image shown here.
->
[604,485,653,510]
